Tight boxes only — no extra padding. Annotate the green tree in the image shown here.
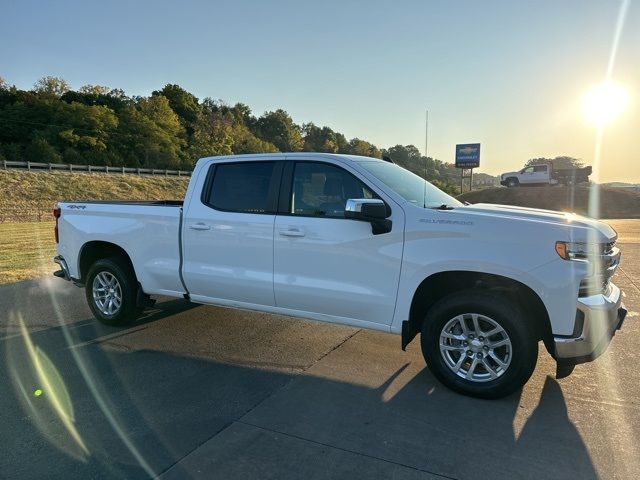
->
[187,109,234,160]
[79,84,110,95]
[116,96,185,168]
[347,138,381,158]
[25,137,61,163]
[384,145,440,179]
[255,109,303,152]
[52,102,119,155]
[61,87,131,113]
[302,123,340,153]
[431,178,458,196]
[0,75,463,177]
[33,76,70,96]
[524,156,585,169]
[0,76,7,90]
[1,143,24,162]
[334,132,350,153]
[231,123,278,154]
[229,102,254,126]
[384,144,411,164]
[153,84,201,128]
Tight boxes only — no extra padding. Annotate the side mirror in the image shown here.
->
[345,199,392,235]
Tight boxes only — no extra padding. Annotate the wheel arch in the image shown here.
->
[403,271,553,355]
[78,240,137,284]
[505,177,519,187]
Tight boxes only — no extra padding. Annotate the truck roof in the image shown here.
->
[197,152,381,165]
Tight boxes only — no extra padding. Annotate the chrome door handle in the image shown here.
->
[279,228,305,237]
[189,223,211,231]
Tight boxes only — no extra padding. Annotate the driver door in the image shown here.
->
[273,160,404,327]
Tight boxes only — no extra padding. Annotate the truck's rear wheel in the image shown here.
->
[420,290,538,399]
[85,257,141,326]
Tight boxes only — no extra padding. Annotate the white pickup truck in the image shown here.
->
[53,153,627,398]
[500,163,592,187]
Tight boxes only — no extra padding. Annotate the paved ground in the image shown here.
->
[1,220,638,480]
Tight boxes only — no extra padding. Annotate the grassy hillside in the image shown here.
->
[0,170,190,222]
[457,186,640,219]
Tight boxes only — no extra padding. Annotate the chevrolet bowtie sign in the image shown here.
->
[455,143,480,168]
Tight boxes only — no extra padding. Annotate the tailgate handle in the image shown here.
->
[279,228,305,237]
[189,223,211,231]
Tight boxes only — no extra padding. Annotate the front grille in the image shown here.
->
[603,241,616,255]
[578,240,619,297]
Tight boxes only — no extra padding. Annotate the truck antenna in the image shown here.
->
[423,109,429,208]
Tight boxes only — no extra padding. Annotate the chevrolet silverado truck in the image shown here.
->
[500,163,592,187]
[53,153,627,398]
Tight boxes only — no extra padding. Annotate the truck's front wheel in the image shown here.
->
[85,257,141,326]
[506,178,519,187]
[421,291,538,399]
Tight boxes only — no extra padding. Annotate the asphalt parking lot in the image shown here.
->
[1,220,638,480]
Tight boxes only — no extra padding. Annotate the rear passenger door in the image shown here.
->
[182,160,282,306]
[273,160,404,327]
[533,164,549,183]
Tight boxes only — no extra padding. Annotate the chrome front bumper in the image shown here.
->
[554,283,627,365]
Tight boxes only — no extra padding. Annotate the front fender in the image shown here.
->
[391,260,552,334]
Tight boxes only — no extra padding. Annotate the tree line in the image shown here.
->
[0,75,474,193]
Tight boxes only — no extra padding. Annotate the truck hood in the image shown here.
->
[455,203,617,242]
[500,171,519,178]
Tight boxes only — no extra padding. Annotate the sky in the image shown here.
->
[1,0,638,182]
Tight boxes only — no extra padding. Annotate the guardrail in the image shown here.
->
[1,160,191,177]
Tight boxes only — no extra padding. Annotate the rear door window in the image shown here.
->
[205,162,278,214]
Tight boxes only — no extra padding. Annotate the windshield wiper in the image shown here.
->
[432,204,455,210]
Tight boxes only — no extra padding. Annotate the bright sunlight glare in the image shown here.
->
[582,82,629,125]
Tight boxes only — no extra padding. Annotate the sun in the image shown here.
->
[582,82,629,125]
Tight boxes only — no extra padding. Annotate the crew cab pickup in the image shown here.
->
[500,163,592,187]
[53,153,626,398]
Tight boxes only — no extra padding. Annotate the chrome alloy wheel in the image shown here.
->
[439,313,512,382]
[92,271,123,316]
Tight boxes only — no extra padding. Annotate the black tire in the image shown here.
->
[85,256,141,326]
[506,178,519,188]
[420,290,538,399]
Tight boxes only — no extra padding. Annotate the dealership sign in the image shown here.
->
[455,143,480,168]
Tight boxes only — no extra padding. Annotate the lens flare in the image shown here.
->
[582,82,629,125]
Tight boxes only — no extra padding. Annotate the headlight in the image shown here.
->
[556,241,619,296]
[555,241,604,260]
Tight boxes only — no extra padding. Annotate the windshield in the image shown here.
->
[358,161,463,208]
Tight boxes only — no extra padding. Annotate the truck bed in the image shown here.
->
[57,200,185,296]
[61,200,184,206]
